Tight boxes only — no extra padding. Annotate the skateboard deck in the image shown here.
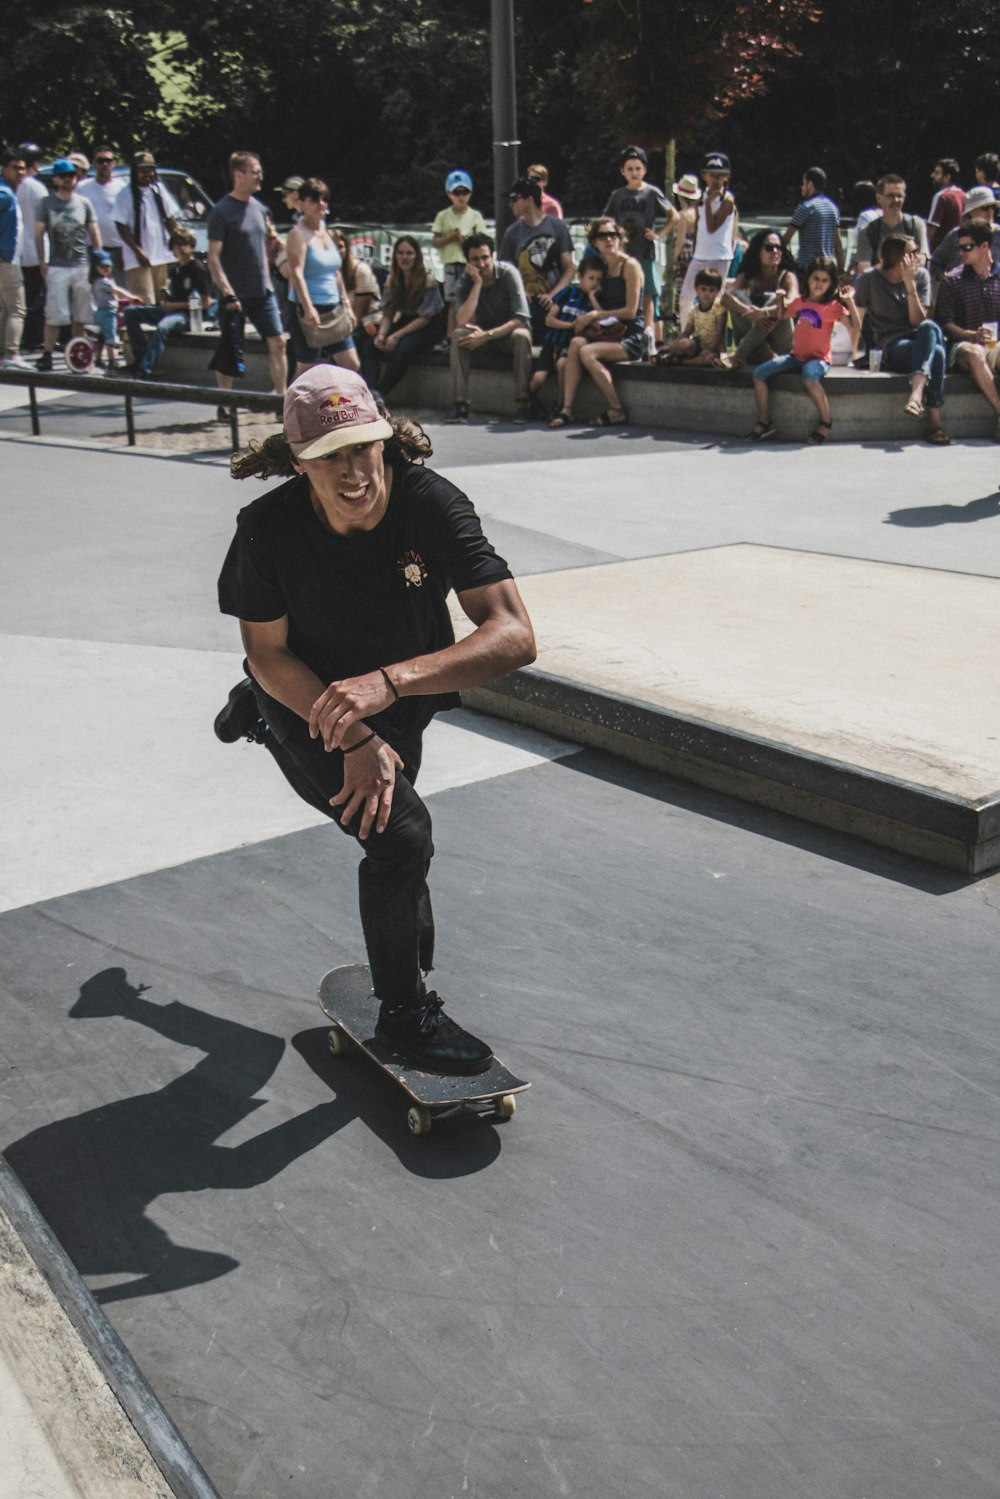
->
[317,964,529,1134]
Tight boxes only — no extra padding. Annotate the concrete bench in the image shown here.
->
[155,330,998,441]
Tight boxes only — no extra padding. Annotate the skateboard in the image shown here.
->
[317,964,529,1135]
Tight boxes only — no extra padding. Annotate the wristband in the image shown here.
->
[222,293,238,305]
[342,729,376,755]
[379,666,399,702]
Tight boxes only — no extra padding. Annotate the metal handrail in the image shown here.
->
[0,368,282,449]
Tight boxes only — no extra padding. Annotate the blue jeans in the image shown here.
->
[882,321,946,408]
[754,352,831,384]
[124,305,188,374]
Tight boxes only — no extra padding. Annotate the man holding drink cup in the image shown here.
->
[935,220,1000,438]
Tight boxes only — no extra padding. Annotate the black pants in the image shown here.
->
[256,696,435,1007]
[20,265,45,349]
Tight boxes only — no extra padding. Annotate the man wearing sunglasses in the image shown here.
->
[78,146,123,276]
[35,159,101,371]
[935,219,1000,437]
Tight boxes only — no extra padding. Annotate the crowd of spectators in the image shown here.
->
[2,139,999,442]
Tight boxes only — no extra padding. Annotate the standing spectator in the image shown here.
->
[113,151,181,303]
[782,167,843,275]
[855,176,929,269]
[334,225,382,390]
[431,171,486,340]
[855,236,949,444]
[719,228,799,369]
[16,143,47,352]
[603,146,675,346]
[448,233,531,423]
[679,151,737,323]
[278,175,304,224]
[207,150,287,405]
[0,149,28,368]
[930,187,1000,280]
[498,176,573,345]
[934,220,1000,439]
[88,251,141,370]
[668,173,701,331]
[35,159,101,371]
[370,236,444,401]
[527,165,563,219]
[123,229,210,379]
[78,145,124,275]
[284,177,359,378]
[927,159,965,251]
[846,181,880,272]
[973,153,1000,198]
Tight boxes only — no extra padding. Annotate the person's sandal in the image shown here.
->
[745,420,776,442]
[926,426,951,445]
[807,420,832,444]
[547,409,575,429]
[590,407,627,427]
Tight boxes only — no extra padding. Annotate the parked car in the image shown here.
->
[40,163,215,254]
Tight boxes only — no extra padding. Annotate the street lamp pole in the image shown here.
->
[491,0,519,236]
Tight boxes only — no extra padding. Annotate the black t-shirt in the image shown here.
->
[218,459,512,742]
[166,258,210,304]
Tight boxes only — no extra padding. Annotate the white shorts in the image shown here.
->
[45,265,92,325]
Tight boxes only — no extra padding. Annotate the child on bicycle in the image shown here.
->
[90,250,141,369]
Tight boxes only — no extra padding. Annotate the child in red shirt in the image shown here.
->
[746,256,860,443]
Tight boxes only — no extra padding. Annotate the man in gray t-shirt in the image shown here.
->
[207,150,286,397]
[449,234,531,422]
[35,159,101,367]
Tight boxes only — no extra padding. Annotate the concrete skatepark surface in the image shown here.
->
[1,388,999,1497]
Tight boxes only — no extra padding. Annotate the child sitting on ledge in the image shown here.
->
[656,269,726,366]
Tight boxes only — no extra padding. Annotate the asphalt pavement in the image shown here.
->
[2,385,999,1498]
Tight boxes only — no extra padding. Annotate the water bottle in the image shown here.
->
[188,289,204,334]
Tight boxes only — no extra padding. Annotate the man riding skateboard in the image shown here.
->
[216,367,536,1074]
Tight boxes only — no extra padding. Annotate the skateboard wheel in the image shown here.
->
[407,1106,432,1136]
[494,1094,516,1121]
[328,1025,352,1057]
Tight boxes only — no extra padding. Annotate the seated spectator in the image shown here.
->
[550,216,644,429]
[856,175,930,269]
[718,228,799,368]
[333,227,381,360]
[284,177,359,378]
[532,253,604,414]
[746,257,860,444]
[679,152,737,323]
[934,220,1000,439]
[448,232,530,423]
[656,269,726,365]
[927,159,965,251]
[527,164,563,219]
[499,176,574,345]
[930,187,1000,280]
[782,167,843,276]
[973,153,1000,198]
[123,229,210,379]
[371,235,444,401]
[855,235,948,444]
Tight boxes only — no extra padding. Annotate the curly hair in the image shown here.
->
[230,409,433,480]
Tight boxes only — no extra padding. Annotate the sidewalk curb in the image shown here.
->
[0,1157,221,1499]
[463,670,1000,875]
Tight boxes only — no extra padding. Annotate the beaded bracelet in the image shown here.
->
[342,729,376,755]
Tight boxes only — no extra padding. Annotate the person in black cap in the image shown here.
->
[498,175,574,347]
[679,151,737,323]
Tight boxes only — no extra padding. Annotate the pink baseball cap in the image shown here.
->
[283,366,393,460]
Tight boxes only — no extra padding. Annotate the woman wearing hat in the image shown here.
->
[216,366,536,1074]
[668,173,701,332]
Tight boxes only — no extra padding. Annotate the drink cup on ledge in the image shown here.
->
[869,348,883,372]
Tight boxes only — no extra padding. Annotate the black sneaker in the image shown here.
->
[214,678,264,743]
[445,403,468,424]
[376,992,494,1075]
[37,351,53,372]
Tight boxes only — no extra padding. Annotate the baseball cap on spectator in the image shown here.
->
[703,151,731,173]
[962,185,998,214]
[19,142,43,166]
[508,175,542,205]
[446,170,473,194]
[283,366,393,460]
[280,175,304,193]
[51,158,77,177]
[673,173,702,201]
[92,250,113,266]
[68,151,90,174]
[132,150,156,168]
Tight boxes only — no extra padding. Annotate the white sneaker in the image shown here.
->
[642,326,657,362]
[2,355,31,370]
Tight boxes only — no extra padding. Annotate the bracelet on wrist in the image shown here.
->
[342,729,376,755]
[379,666,399,702]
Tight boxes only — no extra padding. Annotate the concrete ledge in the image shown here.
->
[0,1156,220,1499]
[463,671,1000,875]
[155,332,997,440]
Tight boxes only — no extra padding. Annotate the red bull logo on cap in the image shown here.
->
[318,392,360,427]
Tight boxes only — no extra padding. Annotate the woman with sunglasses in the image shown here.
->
[718,229,799,369]
[284,177,360,378]
[549,217,643,428]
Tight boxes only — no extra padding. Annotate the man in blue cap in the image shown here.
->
[36,159,101,370]
[432,170,486,343]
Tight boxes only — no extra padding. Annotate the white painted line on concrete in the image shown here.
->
[0,635,577,913]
